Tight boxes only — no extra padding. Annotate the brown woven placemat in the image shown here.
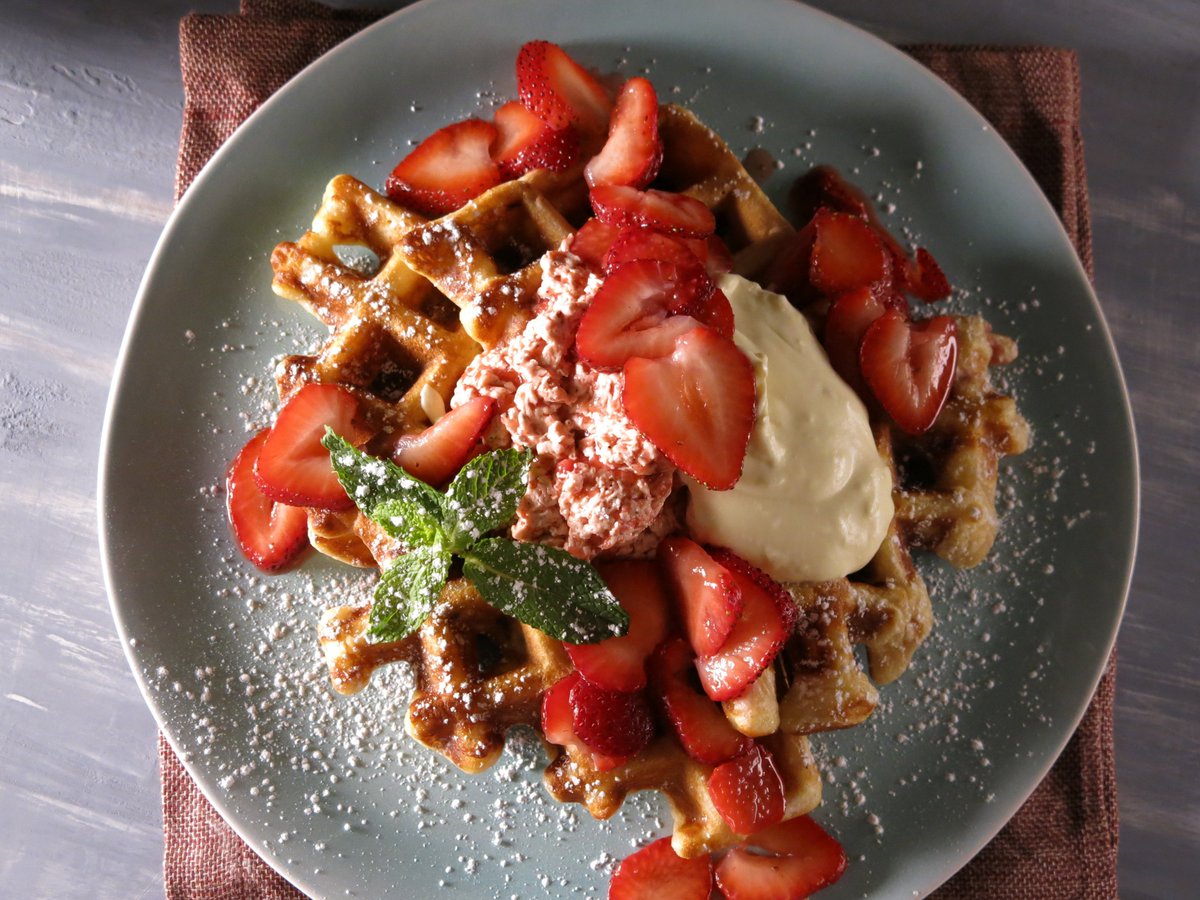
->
[163,3,1118,897]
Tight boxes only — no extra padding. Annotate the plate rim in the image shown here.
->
[97,0,1140,896]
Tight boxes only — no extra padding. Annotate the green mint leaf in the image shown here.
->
[322,429,444,537]
[368,545,451,642]
[461,538,628,644]
[372,498,444,549]
[442,448,534,550]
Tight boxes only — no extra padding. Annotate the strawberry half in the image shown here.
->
[761,220,817,305]
[227,430,309,572]
[391,395,496,487]
[542,672,628,772]
[859,310,957,434]
[575,259,705,369]
[491,100,580,178]
[585,76,663,189]
[694,549,797,702]
[650,638,751,765]
[809,207,891,296]
[904,245,952,302]
[565,559,670,692]
[254,383,369,510]
[590,184,716,238]
[609,837,713,900]
[657,536,743,657]
[568,675,655,759]
[693,288,735,339]
[569,218,621,270]
[715,815,848,900]
[707,742,786,835]
[622,327,756,491]
[385,118,502,216]
[516,40,612,135]
[602,229,714,307]
[822,285,893,395]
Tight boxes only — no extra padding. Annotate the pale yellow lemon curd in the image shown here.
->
[685,274,893,582]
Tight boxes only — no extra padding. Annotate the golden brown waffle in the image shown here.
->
[269,174,481,565]
[280,99,1027,857]
[778,315,1030,734]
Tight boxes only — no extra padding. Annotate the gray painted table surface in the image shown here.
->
[0,0,1195,897]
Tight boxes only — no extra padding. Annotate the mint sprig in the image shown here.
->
[320,430,628,645]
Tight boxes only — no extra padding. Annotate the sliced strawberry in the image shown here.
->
[791,164,873,224]
[609,837,713,900]
[227,430,309,572]
[575,260,704,369]
[698,235,734,275]
[904,246,952,302]
[254,383,369,510]
[860,310,957,434]
[585,76,663,189]
[694,549,796,702]
[715,816,848,900]
[591,184,716,238]
[602,229,714,304]
[391,395,496,487]
[822,286,891,394]
[542,672,628,771]
[761,220,817,305]
[565,560,670,692]
[385,118,502,217]
[570,218,621,270]
[623,327,755,490]
[569,676,654,758]
[691,288,734,340]
[657,536,743,657]
[707,743,785,835]
[650,638,751,765]
[491,100,580,178]
[809,208,890,295]
[516,40,612,135]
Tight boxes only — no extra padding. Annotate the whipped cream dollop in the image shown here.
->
[685,274,893,582]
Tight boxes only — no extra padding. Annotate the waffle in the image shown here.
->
[269,174,481,565]
[279,99,1027,858]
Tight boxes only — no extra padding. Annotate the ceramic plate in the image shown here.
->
[99,0,1137,896]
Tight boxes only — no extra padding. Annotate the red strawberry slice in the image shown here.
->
[568,676,655,758]
[385,118,502,217]
[650,638,751,765]
[569,218,621,270]
[715,815,848,900]
[809,208,891,295]
[860,310,958,434]
[602,229,715,306]
[657,536,743,657]
[822,286,892,395]
[491,101,580,178]
[516,40,612,135]
[791,163,874,224]
[391,395,496,487]
[622,327,756,491]
[698,235,734,275]
[609,836,714,900]
[691,288,734,340]
[565,560,670,692]
[694,549,797,702]
[904,246,952,302]
[584,76,663,190]
[542,672,628,772]
[761,220,817,305]
[590,184,716,238]
[707,743,786,835]
[575,259,705,369]
[254,383,369,510]
[227,430,309,572]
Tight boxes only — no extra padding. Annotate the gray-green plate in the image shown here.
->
[99,0,1138,896]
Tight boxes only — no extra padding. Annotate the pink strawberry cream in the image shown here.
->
[451,249,679,559]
